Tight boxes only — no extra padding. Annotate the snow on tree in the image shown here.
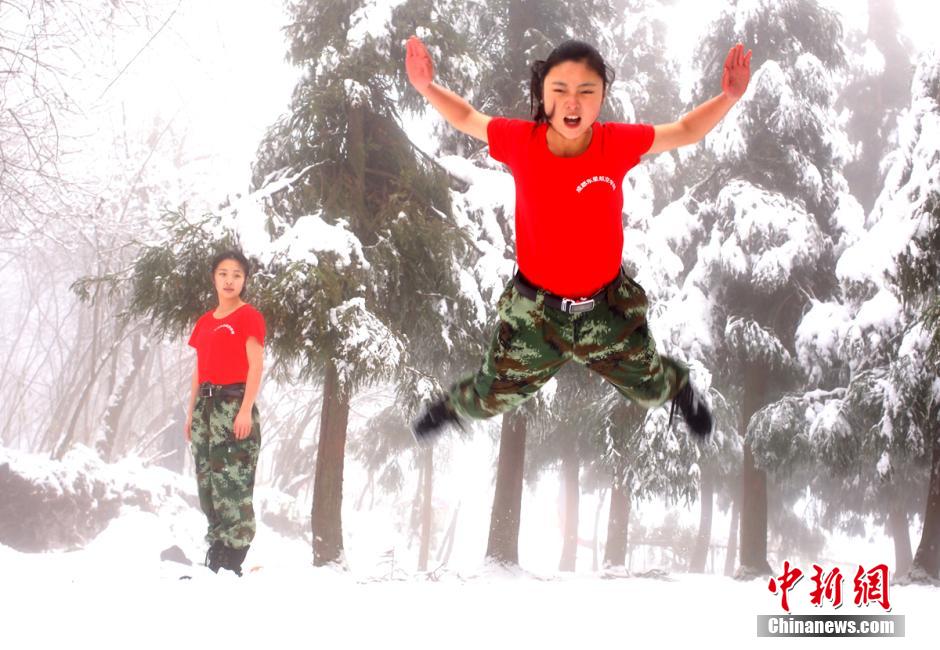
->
[126,0,482,568]
[678,0,851,577]
[874,46,940,581]
[611,0,685,215]
[791,44,939,580]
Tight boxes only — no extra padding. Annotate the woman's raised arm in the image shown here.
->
[647,43,751,155]
[406,36,492,143]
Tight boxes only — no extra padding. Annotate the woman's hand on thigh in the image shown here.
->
[233,408,253,440]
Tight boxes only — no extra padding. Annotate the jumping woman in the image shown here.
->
[185,250,266,575]
[407,36,751,440]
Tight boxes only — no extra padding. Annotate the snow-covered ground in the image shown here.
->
[1,445,936,649]
[2,511,936,649]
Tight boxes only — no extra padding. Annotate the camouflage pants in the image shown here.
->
[449,273,689,419]
[190,395,260,550]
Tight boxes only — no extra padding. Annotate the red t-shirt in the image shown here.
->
[188,304,266,384]
[487,118,654,298]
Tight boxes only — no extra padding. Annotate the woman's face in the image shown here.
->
[213,258,246,301]
[542,59,605,140]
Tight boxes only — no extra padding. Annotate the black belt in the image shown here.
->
[199,382,246,399]
[513,270,623,314]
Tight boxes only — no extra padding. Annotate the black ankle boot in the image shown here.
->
[412,398,463,443]
[206,540,224,573]
[220,545,250,577]
[669,382,713,438]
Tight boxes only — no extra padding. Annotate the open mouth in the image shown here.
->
[563,116,581,128]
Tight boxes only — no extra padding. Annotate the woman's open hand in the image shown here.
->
[722,43,752,100]
[406,35,434,92]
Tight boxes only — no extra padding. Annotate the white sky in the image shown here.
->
[85,0,298,199]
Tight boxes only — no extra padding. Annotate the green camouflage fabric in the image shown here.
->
[449,274,688,419]
[189,395,260,550]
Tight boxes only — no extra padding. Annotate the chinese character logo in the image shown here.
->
[854,564,891,611]
[768,561,804,613]
[767,561,892,613]
[810,565,843,609]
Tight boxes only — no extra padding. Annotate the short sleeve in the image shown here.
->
[606,123,655,165]
[487,118,535,168]
[243,307,266,346]
[187,317,203,349]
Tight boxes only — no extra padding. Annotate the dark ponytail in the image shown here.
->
[529,40,615,124]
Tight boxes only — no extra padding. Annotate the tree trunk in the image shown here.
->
[910,424,940,580]
[39,305,93,454]
[156,407,186,473]
[738,369,773,578]
[273,399,320,495]
[409,460,424,547]
[502,0,537,112]
[887,505,912,577]
[344,100,368,230]
[102,332,147,461]
[53,334,125,460]
[739,439,773,576]
[418,446,433,571]
[558,434,579,572]
[690,464,714,573]
[604,466,632,568]
[437,503,460,565]
[725,496,740,577]
[485,411,526,565]
[355,472,374,511]
[311,359,350,567]
[592,487,607,572]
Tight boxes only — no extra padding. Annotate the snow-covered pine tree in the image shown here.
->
[249,0,489,567]
[878,47,940,581]
[127,0,473,568]
[685,0,850,577]
[793,45,940,581]
[793,244,924,576]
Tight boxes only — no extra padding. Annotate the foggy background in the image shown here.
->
[2,0,939,587]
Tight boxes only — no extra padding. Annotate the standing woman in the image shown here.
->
[407,36,751,440]
[184,250,266,576]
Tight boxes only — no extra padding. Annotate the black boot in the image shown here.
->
[220,544,250,577]
[205,540,224,573]
[669,382,713,438]
[412,397,463,444]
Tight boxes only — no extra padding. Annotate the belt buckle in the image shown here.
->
[200,385,214,398]
[561,297,595,314]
